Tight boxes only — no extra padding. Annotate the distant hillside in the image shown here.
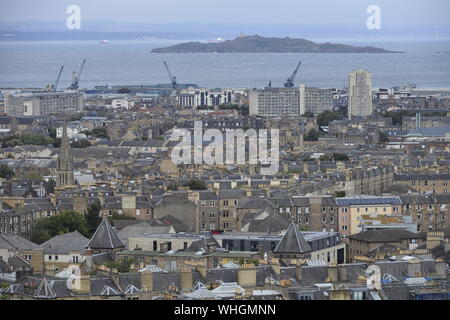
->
[151,35,401,53]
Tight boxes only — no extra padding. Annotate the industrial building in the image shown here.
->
[5,91,83,116]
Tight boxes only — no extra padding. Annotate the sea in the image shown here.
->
[0,37,450,89]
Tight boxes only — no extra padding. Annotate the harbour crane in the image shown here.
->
[68,58,86,90]
[45,65,64,92]
[284,61,302,88]
[163,61,177,89]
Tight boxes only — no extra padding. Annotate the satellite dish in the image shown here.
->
[66,265,82,290]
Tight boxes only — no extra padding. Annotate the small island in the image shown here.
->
[151,35,401,53]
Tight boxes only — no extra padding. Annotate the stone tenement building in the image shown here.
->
[345,165,395,195]
[395,173,450,194]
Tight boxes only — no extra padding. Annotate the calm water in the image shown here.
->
[0,37,450,89]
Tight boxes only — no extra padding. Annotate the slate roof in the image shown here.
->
[0,234,37,251]
[86,218,125,250]
[237,198,276,210]
[349,229,420,243]
[37,231,89,254]
[274,222,312,254]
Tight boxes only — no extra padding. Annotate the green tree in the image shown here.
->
[304,128,320,141]
[303,111,315,118]
[71,139,92,148]
[108,213,136,224]
[335,191,346,197]
[167,183,179,191]
[184,179,207,190]
[30,211,89,244]
[86,199,102,236]
[91,128,109,139]
[105,257,137,273]
[0,165,15,179]
[26,173,43,181]
[317,110,342,126]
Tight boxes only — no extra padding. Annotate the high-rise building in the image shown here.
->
[249,87,300,116]
[299,84,334,115]
[56,124,74,188]
[348,70,373,119]
[5,91,83,117]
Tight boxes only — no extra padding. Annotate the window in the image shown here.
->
[223,200,229,206]
[48,255,52,260]
[146,209,150,215]
[322,217,327,223]
[153,241,157,251]
[209,212,215,218]
[209,201,215,207]
[234,200,238,206]
[209,222,215,230]
[136,209,141,216]
[201,223,206,231]
[72,256,79,263]
[55,255,58,261]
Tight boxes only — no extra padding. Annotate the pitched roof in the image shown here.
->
[86,218,125,250]
[274,222,311,254]
[34,277,56,299]
[0,234,37,251]
[37,231,89,254]
[349,229,420,243]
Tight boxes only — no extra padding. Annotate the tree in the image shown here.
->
[71,139,92,148]
[167,183,179,191]
[320,153,349,161]
[30,211,89,244]
[317,110,342,126]
[91,128,109,139]
[0,165,14,179]
[184,179,207,190]
[105,257,137,273]
[108,213,136,225]
[86,199,102,236]
[335,191,346,197]
[26,173,43,181]
[304,128,320,141]
[303,111,315,118]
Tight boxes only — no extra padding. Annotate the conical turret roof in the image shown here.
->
[274,222,311,254]
[86,218,125,250]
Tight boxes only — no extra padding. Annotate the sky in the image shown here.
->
[1,0,449,28]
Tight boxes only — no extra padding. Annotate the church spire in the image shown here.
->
[56,122,74,188]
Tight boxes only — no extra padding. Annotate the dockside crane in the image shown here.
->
[163,61,177,89]
[284,61,302,88]
[45,65,64,92]
[68,58,86,90]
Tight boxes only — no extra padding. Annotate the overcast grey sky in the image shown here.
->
[1,0,449,27]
